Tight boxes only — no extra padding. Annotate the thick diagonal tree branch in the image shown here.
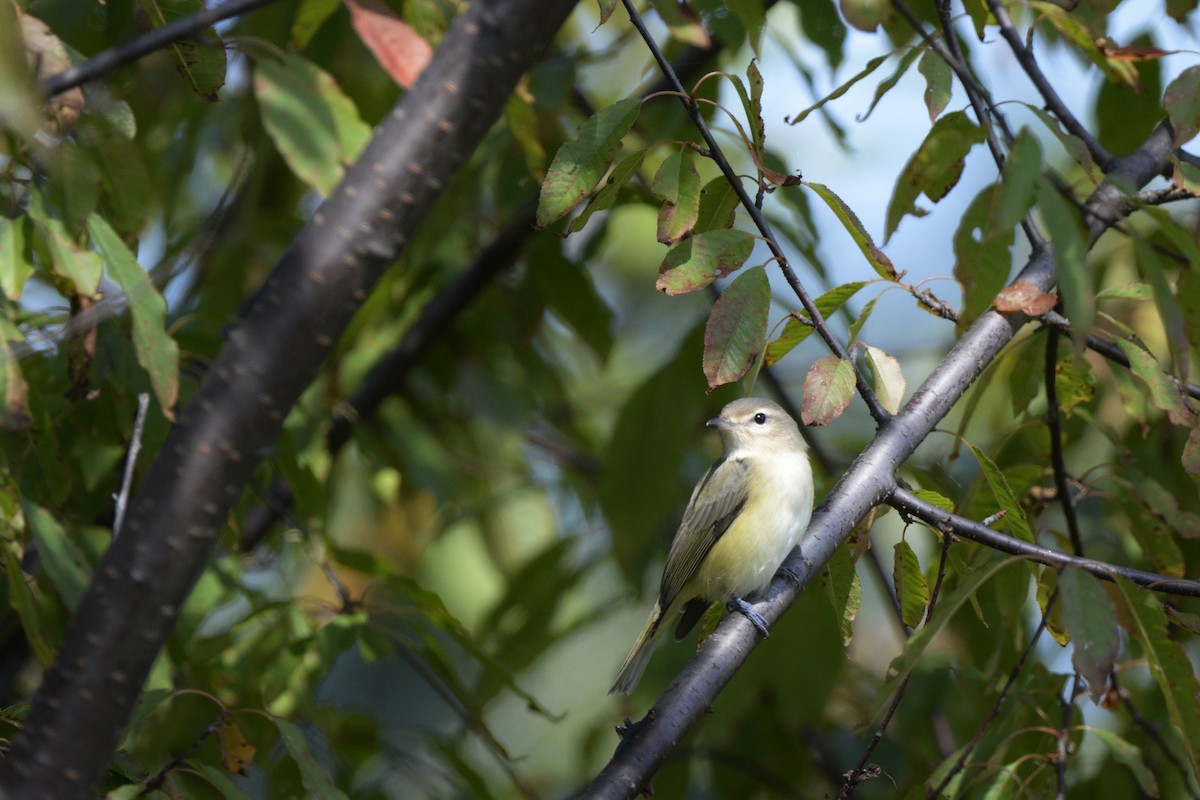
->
[0,0,579,794]
[581,122,1177,799]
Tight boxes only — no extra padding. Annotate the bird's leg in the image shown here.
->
[727,596,769,637]
[777,564,801,586]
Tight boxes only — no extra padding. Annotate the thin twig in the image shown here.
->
[889,488,1200,597]
[983,0,1114,170]
[1041,311,1200,401]
[1112,672,1200,796]
[896,0,1045,248]
[113,393,151,538]
[621,0,891,425]
[1054,674,1083,799]
[1044,327,1085,555]
[40,0,279,97]
[839,524,957,797]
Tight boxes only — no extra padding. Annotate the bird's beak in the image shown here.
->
[707,416,732,430]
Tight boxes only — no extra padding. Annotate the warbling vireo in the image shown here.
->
[610,397,814,694]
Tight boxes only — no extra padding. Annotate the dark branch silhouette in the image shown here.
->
[0,0,580,794]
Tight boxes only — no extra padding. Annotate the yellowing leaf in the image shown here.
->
[864,344,905,414]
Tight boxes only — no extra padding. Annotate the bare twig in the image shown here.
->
[889,488,1200,597]
[1055,674,1083,799]
[113,393,151,538]
[983,0,1115,170]
[1044,327,1085,555]
[1041,311,1200,401]
[40,0,279,97]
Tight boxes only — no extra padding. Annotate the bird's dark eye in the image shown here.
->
[754,412,768,425]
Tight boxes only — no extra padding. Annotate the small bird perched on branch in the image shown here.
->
[610,397,814,695]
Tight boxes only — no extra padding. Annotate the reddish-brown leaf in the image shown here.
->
[994,280,1058,316]
[345,0,432,89]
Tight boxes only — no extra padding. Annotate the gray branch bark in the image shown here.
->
[581,122,1177,799]
[0,0,579,794]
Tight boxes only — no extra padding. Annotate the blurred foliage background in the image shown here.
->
[1,0,1199,796]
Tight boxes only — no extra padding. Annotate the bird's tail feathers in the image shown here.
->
[609,603,669,695]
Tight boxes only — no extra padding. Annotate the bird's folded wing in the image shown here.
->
[658,457,750,606]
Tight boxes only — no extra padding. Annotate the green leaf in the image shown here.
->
[1089,729,1160,797]
[1053,351,1095,417]
[254,52,371,196]
[1115,338,1193,426]
[1185,426,1200,489]
[727,0,765,55]
[192,764,257,799]
[694,177,741,234]
[953,185,1014,332]
[996,128,1042,229]
[765,280,871,365]
[859,47,921,122]
[1059,567,1119,703]
[1114,579,1200,780]
[652,148,702,244]
[962,440,1034,542]
[893,538,929,628]
[800,0,847,70]
[917,50,951,122]
[88,214,180,417]
[913,489,954,513]
[0,215,31,301]
[874,555,1025,719]
[787,52,890,126]
[821,544,860,646]
[846,295,878,344]
[291,0,342,50]
[272,718,350,800]
[805,182,897,279]
[24,502,90,610]
[1037,178,1091,346]
[703,264,770,390]
[596,0,619,25]
[27,188,102,297]
[801,355,855,426]
[566,150,645,234]
[885,111,985,240]
[1024,104,1096,175]
[138,0,227,99]
[1096,282,1153,300]
[656,229,755,295]
[4,541,58,666]
[505,92,547,182]
[536,98,641,227]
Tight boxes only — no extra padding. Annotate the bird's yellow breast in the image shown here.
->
[689,448,813,602]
